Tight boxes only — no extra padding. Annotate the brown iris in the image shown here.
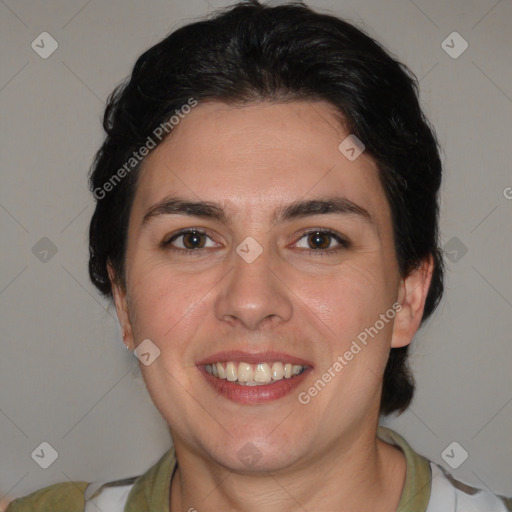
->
[182,231,206,249]
[307,231,331,249]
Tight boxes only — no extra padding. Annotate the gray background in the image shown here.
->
[1,0,511,503]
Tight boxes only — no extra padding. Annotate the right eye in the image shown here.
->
[163,229,219,252]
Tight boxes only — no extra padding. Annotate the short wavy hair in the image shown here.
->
[88,0,444,416]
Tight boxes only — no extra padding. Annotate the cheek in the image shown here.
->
[126,262,212,351]
[299,259,398,391]
[303,257,395,330]
[126,267,209,412]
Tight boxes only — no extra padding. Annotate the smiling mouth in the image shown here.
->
[204,361,307,386]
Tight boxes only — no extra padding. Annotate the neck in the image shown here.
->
[169,427,406,512]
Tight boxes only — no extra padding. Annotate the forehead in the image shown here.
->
[132,100,389,224]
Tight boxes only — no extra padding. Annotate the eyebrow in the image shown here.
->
[141,196,373,227]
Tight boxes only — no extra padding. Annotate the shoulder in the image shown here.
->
[5,448,176,512]
[377,426,511,512]
[6,481,88,512]
[428,462,512,512]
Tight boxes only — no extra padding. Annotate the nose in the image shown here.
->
[214,250,293,330]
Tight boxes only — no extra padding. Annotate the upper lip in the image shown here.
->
[197,350,313,367]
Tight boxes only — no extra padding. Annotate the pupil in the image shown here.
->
[309,232,329,249]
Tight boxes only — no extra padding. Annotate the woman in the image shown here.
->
[7,1,511,510]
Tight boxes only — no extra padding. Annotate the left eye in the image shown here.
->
[294,231,347,250]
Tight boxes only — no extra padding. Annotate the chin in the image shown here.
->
[202,428,310,474]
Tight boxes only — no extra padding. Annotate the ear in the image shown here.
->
[107,262,135,350]
[391,255,434,348]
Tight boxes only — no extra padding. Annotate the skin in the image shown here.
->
[110,100,433,512]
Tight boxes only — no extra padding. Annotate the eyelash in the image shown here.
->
[161,228,350,255]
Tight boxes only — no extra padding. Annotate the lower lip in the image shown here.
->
[199,367,311,404]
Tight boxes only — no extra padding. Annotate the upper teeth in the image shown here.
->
[204,362,305,385]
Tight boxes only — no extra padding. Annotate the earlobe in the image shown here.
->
[391,255,434,348]
[107,262,135,350]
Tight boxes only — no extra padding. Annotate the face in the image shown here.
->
[111,100,430,473]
